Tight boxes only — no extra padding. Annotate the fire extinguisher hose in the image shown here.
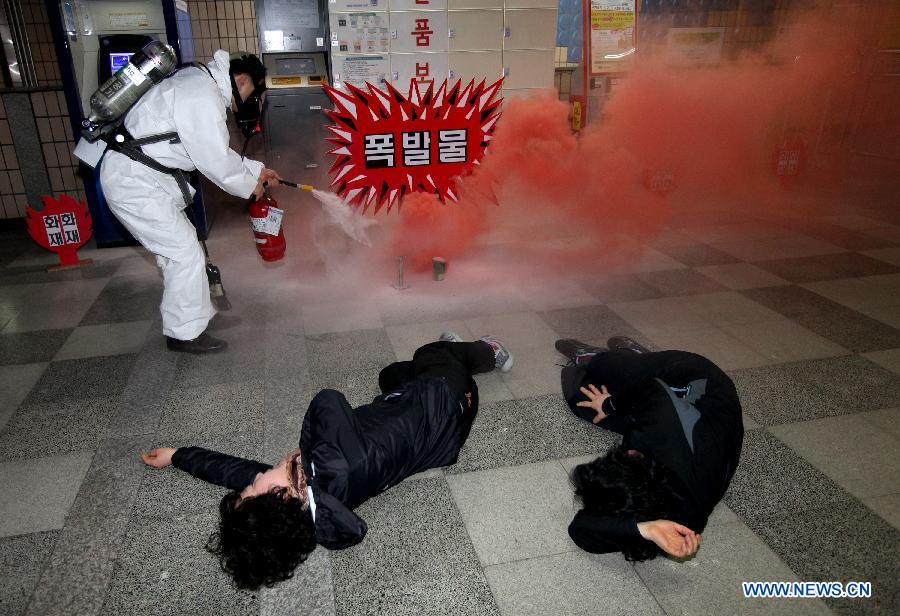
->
[274,180,313,191]
[185,202,232,312]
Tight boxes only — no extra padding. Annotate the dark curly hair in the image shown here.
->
[571,445,686,562]
[207,488,317,589]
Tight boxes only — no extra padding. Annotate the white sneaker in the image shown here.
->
[439,331,464,343]
[479,336,513,372]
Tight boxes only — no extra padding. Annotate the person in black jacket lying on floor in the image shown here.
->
[554,335,743,562]
[140,333,513,589]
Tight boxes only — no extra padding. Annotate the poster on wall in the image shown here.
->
[664,27,725,67]
[267,0,319,30]
[333,54,389,89]
[589,0,635,75]
[330,0,387,12]
[330,12,390,54]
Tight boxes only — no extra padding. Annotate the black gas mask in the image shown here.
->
[229,53,267,143]
[231,76,266,138]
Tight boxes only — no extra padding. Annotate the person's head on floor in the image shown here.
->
[207,488,317,589]
[571,445,685,561]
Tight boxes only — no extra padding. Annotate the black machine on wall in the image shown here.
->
[254,0,332,194]
[260,52,331,190]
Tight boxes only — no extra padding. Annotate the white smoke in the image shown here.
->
[309,189,378,247]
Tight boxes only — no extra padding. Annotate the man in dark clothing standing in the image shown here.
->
[555,336,743,561]
[140,334,512,588]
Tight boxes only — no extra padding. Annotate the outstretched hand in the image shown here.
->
[637,520,701,558]
[141,447,176,469]
[577,383,610,424]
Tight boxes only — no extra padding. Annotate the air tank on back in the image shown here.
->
[83,40,177,138]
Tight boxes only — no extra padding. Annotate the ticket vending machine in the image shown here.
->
[255,0,332,203]
[261,52,331,190]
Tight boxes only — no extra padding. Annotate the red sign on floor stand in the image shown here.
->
[323,78,504,213]
[25,194,94,270]
[642,168,677,195]
[773,136,807,184]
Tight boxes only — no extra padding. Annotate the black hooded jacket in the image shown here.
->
[172,376,473,550]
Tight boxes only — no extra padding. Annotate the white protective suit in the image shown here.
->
[100,50,263,340]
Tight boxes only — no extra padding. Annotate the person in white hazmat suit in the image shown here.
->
[100,50,280,354]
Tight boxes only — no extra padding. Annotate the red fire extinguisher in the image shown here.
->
[249,191,286,262]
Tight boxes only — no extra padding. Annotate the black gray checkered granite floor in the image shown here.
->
[1,201,899,616]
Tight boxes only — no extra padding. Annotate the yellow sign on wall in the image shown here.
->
[589,1,636,75]
[572,99,583,131]
[665,27,725,66]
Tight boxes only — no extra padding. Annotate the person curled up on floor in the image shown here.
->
[554,335,744,561]
[140,334,513,589]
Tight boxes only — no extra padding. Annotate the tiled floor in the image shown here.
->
[1,199,899,616]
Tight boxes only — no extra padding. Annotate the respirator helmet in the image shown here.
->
[229,52,267,139]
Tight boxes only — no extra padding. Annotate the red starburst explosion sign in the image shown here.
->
[323,78,503,213]
[25,194,92,267]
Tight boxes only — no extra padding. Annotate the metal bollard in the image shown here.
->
[393,256,410,290]
[432,257,446,281]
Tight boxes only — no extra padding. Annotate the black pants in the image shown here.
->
[378,341,495,403]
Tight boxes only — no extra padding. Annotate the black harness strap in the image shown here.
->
[105,62,218,208]
[127,131,180,147]
[108,130,193,207]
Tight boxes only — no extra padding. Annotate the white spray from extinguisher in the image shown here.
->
[287,182,378,247]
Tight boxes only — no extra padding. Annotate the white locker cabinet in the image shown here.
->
[390,10,449,53]
[503,8,557,50]
[390,0,448,10]
[329,0,388,12]
[329,12,390,54]
[505,0,556,8]
[449,50,503,84]
[502,88,545,100]
[448,10,503,51]
[332,53,390,89]
[390,52,450,92]
[447,0,502,9]
[503,48,555,89]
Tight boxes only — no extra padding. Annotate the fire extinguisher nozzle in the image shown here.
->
[281,179,314,191]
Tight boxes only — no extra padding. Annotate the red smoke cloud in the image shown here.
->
[388,191,488,272]
[385,6,885,271]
